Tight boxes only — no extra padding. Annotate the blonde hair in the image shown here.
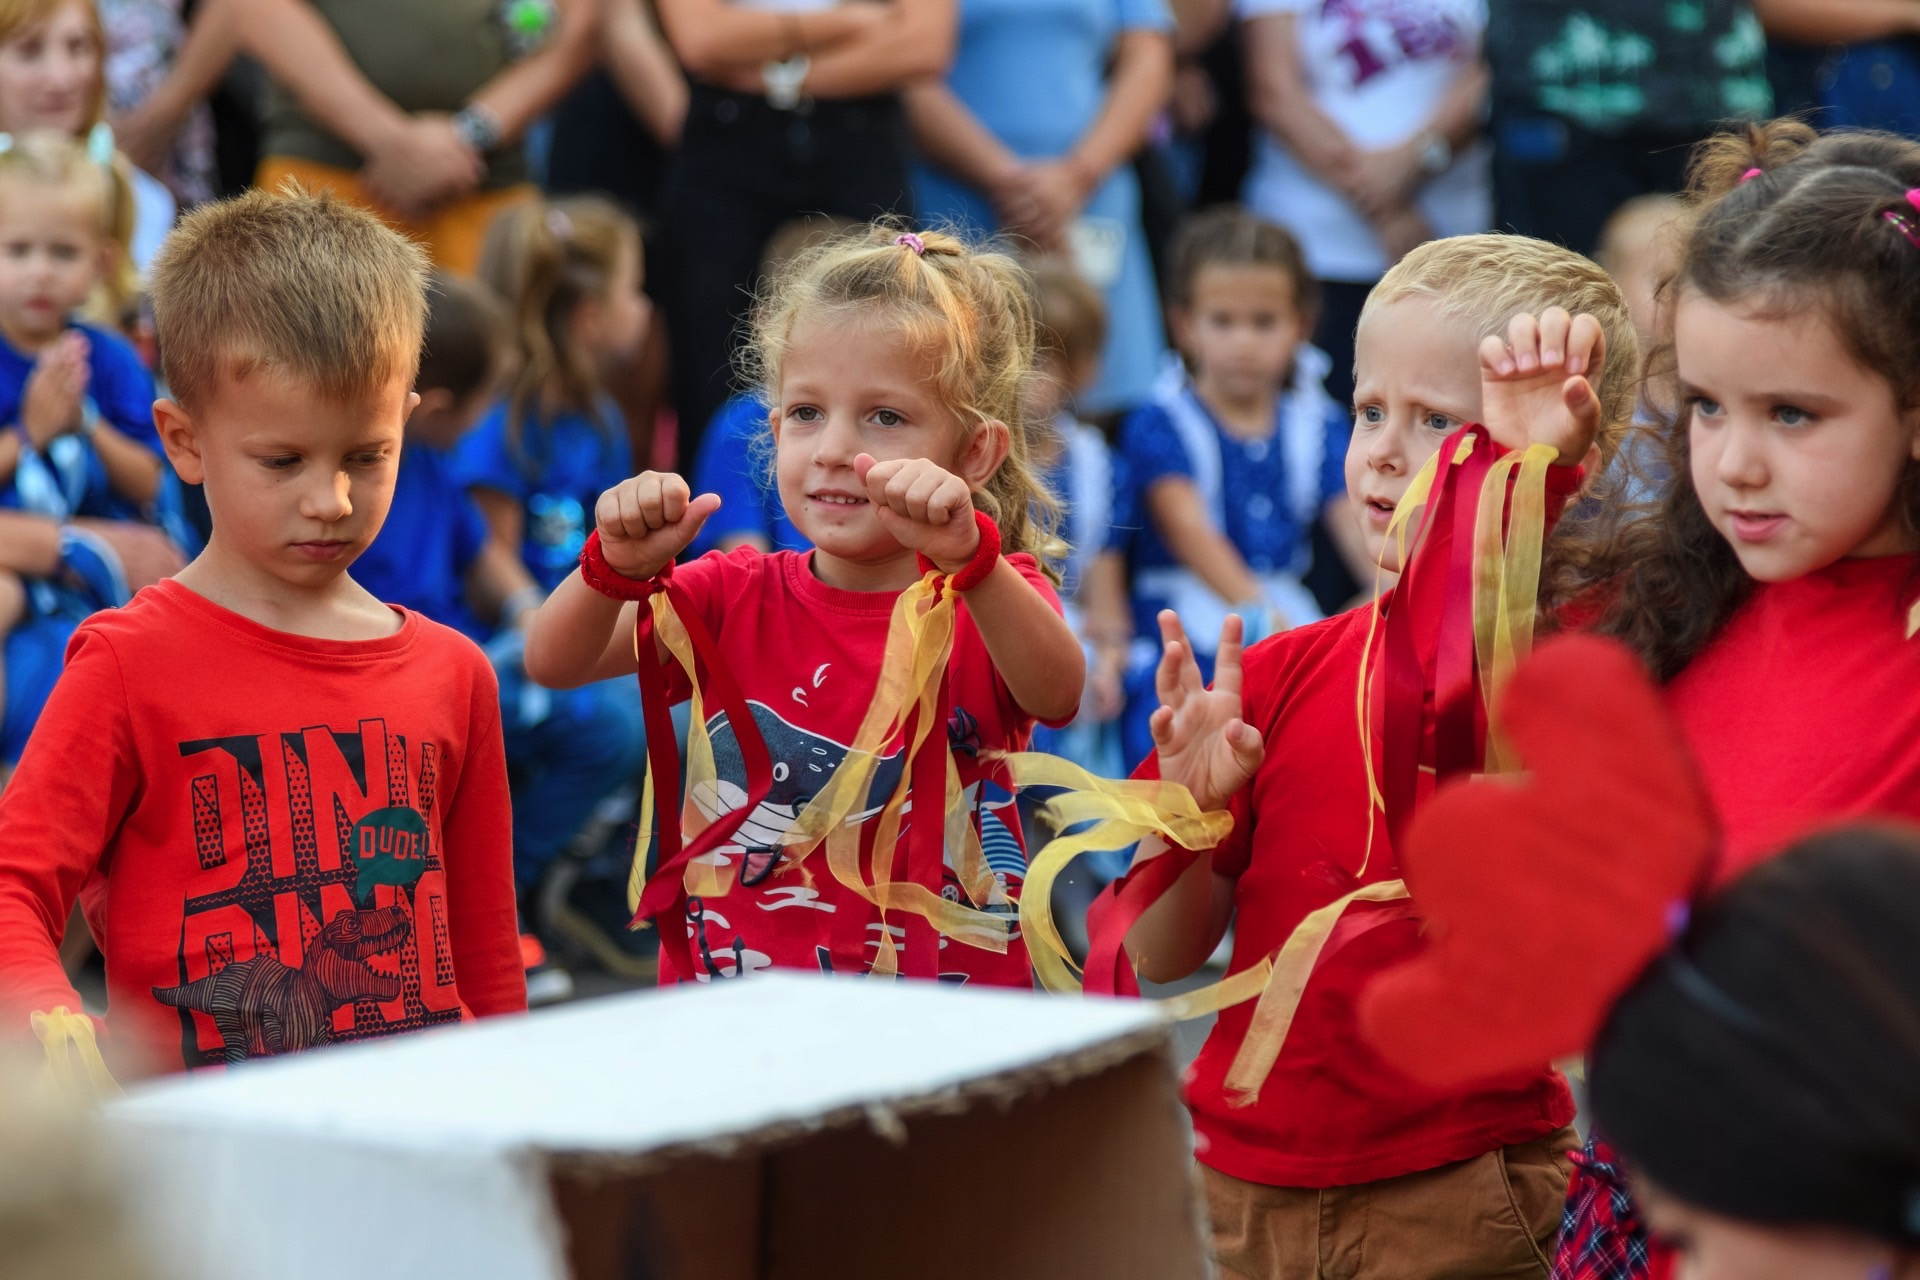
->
[1361,233,1642,468]
[477,194,636,460]
[1029,255,1107,373]
[149,185,430,410]
[0,1,139,324]
[0,128,110,232]
[746,222,1063,570]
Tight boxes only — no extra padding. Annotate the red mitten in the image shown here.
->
[1360,635,1718,1087]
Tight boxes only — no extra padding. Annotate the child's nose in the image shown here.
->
[302,469,353,522]
[1716,422,1767,488]
[812,412,859,464]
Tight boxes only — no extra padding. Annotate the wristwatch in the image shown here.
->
[1416,130,1454,177]
[451,103,504,154]
[762,54,811,112]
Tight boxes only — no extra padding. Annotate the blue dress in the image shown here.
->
[912,0,1172,414]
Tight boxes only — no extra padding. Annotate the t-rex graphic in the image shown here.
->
[153,905,411,1064]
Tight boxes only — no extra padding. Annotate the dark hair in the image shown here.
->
[1591,823,1920,1241]
[417,271,510,403]
[1166,205,1319,321]
[1545,121,1920,680]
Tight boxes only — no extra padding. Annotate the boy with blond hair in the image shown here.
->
[0,189,525,1074]
[1125,234,1639,1278]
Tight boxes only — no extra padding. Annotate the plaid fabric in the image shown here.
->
[1551,1135,1651,1280]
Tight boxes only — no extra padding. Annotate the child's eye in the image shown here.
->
[261,455,299,471]
[1423,412,1459,433]
[1773,404,1813,427]
[1688,395,1724,420]
[786,405,821,424]
[49,244,78,262]
[872,409,903,428]
[1355,405,1385,427]
[348,452,387,467]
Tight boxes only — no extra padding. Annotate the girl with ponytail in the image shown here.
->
[456,194,649,592]
[524,222,1083,988]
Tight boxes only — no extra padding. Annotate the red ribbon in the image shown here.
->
[626,571,775,981]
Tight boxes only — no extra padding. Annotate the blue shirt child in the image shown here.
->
[452,397,635,591]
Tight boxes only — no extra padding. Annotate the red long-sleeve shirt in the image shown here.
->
[0,580,525,1075]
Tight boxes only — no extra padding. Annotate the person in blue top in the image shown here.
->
[455,195,648,592]
[687,390,808,557]
[1118,207,1360,765]
[358,271,647,992]
[905,0,1174,417]
[0,131,187,777]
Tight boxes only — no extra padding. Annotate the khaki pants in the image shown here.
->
[1202,1127,1578,1280]
[254,156,536,276]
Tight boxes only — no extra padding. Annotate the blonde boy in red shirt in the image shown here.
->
[1127,234,1639,1278]
[0,189,525,1074]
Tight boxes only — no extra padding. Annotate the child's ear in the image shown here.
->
[1167,304,1193,355]
[152,398,204,484]
[956,418,1011,489]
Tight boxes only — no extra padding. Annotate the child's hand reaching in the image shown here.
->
[593,472,722,580]
[1149,610,1264,812]
[855,453,981,571]
[21,333,89,450]
[1480,307,1606,468]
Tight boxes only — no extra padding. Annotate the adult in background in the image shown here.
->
[906,0,1173,418]
[116,0,599,274]
[651,0,953,470]
[1486,0,1771,256]
[1240,0,1488,414]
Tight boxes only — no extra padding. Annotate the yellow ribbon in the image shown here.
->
[1471,443,1555,772]
[31,1006,117,1100]
[778,575,1014,969]
[1222,880,1411,1107]
[1007,750,1234,995]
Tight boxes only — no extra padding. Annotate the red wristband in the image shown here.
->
[916,509,1001,592]
[579,529,669,601]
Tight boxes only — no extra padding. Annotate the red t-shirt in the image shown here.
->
[651,548,1066,988]
[1665,554,1920,881]
[0,581,525,1074]
[1144,603,1575,1188]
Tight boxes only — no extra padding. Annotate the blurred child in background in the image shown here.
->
[1025,257,1129,781]
[1118,206,1356,765]
[0,129,181,777]
[0,0,174,319]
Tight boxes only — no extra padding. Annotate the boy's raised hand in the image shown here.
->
[1480,307,1606,468]
[1148,610,1264,813]
[594,472,721,580]
[855,453,980,570]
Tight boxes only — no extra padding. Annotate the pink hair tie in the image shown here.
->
[1907,188,1920,214]
[546,208,573,240]
[895,232,926,256]
[1740,167,1763,183]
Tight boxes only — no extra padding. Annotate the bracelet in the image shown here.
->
[916,509,1001,593]
[579,530,667,602]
